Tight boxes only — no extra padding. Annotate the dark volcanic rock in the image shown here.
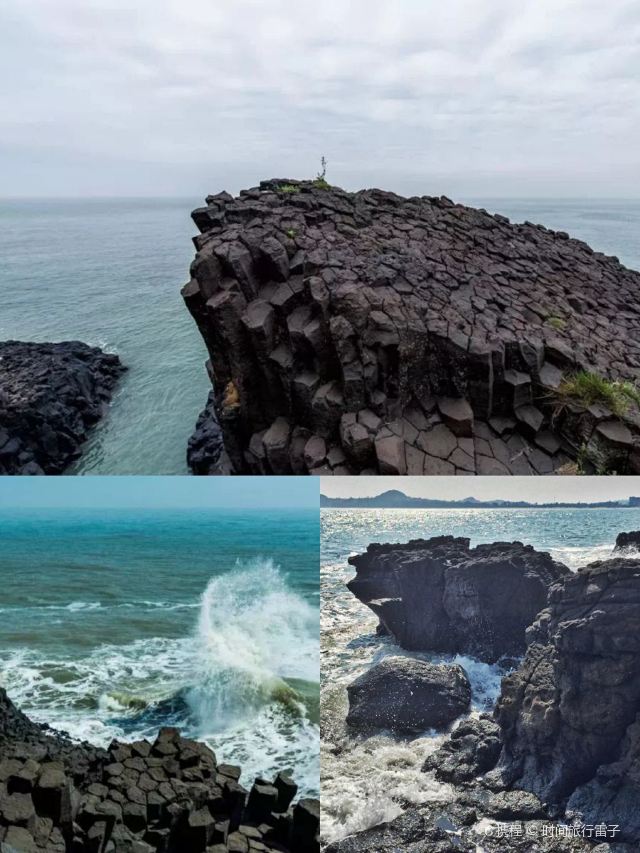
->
[182,179,640,474]
[346,657,471,733]
[0,690,317,852]
[186,390,231,474]
[495,557,640,842]
[0,341,125,474]
[613,530,640,553]
[347,536,569,662]
[422,715,502,784]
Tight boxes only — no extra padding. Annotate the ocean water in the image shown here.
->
[320,507,640,843]
[0,507,320,797]
[1,198,639,474]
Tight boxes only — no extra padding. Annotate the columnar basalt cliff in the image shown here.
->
[182,179,640,475]
[0,341,125,474]
[346,536,569,662]
[0,690,319,852]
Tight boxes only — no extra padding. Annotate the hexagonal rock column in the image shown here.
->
[183,179,640,474]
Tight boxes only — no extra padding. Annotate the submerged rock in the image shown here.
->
[183,179,640,474]
[0,340,125,474]
[0,690,318,852]
[346,657,470,733]
[347,536,569,663]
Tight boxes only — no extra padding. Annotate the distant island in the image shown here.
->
[320,489,640,509]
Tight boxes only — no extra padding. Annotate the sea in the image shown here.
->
[1,197,639,474]
[0,507,320,797]
[320,506,640,844]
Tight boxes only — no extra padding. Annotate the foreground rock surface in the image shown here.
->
[347,536,569,662]
[0,341,125,474]
[346,657,470,733]
[183,179,640,475]
[0,689,318,852]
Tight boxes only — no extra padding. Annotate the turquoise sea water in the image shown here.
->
[0,507,320,796]
[1,197,639,474]
[320,507,640,842]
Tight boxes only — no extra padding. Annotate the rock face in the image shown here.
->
[495,557,640,843]
[346,657,470,733]
[0,690,318,852]
[0,341,125,474]
[347,536,569,663]
[186,390,230,474]
[182,179,640,475]
[613,530,640,553]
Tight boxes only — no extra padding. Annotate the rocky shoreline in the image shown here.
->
[0,690,319,852]
[0,341,125,475]
[183,179,640,476]
[325,533,640,852]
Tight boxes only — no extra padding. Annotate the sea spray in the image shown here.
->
[186,558,318,733]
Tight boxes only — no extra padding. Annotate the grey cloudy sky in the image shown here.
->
[1,0,638,197]
[321,477,640,504]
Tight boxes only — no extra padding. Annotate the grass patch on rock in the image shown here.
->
[555,370,640,417]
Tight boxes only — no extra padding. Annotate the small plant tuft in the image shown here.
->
[285,228,296,239]
[278,184,300,194]
[546,316,566,331]
[555,370,640,418]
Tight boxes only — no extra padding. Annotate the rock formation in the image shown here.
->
[0,341,125,475]
[346,657,470,733]
[0,689,318,852]
[328,538,640,851]
[612,530,640,553]
[182,179,640,475]
[346,536,569,662]
[495,557,640,843]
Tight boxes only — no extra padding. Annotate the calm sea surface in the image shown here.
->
[1,198,639,473]
[0,507,320,796]
[320,507,640,842]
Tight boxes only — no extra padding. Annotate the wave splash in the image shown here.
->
[186,558,317,735]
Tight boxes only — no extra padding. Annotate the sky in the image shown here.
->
[320,477,640,504]
[1,0,639,198]
[0,476,319,510]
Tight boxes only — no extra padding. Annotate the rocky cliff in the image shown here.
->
[182,179,640,475]
[0,341,125,474]
[346,536,569,662]
[0,689,318,852]
[496,557,640,842]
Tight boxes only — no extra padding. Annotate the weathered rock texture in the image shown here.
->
[0,689,318,852]
[0,341,125,475]
[346,657,470,733]
[495,557,640,843]
[182,179,640,475]
[612,530,640,553]
[347,536,569,662]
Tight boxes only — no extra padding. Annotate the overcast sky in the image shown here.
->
[321,477,640,504]
[1,0,639,198]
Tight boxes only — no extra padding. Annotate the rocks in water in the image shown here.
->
[613,530,640,553]
[0,341,125,474]
[346,657,471,733]
[495,557,640,842]
[422,715,502,784]
[347,536,569,663]
[182,179,640,474]
[0,690,317,852]
[187,390,232,474]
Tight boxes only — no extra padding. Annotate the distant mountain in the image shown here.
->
[320,490,632,509]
